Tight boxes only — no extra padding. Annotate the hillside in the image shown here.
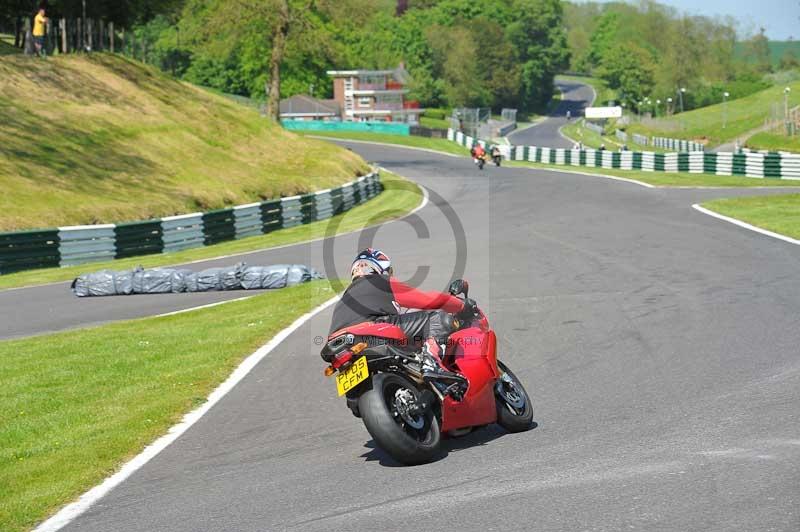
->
[0,54,368,231]
[626,80,800,147]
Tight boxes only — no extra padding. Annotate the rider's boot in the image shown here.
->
[420,339,468,400]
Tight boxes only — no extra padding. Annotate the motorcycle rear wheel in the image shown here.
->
[495,360,534,432]
[359,373,441,465]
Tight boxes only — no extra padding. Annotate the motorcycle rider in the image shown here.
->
[470,143,486,163]
[328,248,474,398]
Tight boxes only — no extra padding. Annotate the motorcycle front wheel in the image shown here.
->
[494,360,534,432]
[359,373,441,465]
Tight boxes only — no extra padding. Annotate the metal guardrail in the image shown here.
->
[651,136,704,152]
[0,172,382,275]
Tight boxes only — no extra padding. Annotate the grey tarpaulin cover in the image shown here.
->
[71,263,323,297]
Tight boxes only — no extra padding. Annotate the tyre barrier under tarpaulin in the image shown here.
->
[0,171,382,275]
[71,263,323,297]
[446,129,800,180]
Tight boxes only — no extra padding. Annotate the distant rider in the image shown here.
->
[471,143,486,163]
[328,248,474,398]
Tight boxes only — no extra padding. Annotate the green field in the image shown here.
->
[627,80,800,147]
[0,53,367,231]
[0,171,421,290]
[302,130,470,156]
[746,131,800,153]
[703,194,800,240]
[507,161,800,188]
[0,280,337,532]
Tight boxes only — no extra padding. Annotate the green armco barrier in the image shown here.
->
[115,221,163,259]
[0,229,61,274]
[202,208,237,246]
[0,172,381,275]
[282,119,411,135]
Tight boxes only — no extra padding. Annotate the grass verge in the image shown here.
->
[702,194,800,239]
[745,132,800,153]
[0,280,337,532]
[507,161,800,188]
[0,171,421,290]
[303,131,470,156]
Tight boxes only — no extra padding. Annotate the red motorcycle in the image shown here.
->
[321,279,533,465]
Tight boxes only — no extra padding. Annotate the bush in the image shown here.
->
[424,108,449,120]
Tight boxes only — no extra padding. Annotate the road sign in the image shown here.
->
[585,106,622,119]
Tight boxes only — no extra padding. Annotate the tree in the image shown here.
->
[425,24,489,107]
[745,27,772,73]
[586,11,618,68]
[596,42,655,107]
[506,0,570,111]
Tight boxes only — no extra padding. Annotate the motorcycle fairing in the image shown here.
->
[440,327,499,432]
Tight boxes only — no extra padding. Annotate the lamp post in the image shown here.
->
[785,87,792,120]
[667,97,673,116]
[656,99,661,118]
[678,87,686,114]
[723,91,729,129]
[638,101,643,121]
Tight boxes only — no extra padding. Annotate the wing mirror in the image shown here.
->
[449,279,469,297]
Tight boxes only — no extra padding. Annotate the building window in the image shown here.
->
[359,97,371,106]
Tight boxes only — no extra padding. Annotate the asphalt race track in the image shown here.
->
[508,79,595,148]
[6,141,800,531]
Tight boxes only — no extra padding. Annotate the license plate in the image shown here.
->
[336,356,369,396]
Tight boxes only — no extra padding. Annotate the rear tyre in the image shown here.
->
[359,373,441,465]
[495,360,533,432]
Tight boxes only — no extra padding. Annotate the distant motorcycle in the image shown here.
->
[474,153,487,170]
[491,149,502,167]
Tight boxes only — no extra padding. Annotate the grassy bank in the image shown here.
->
[746,132,800,153]
[508,161,800,188]
[0,171,421,290]
[0,53,368,231]
[303,131,470,156]
[0,280,337,532]
[703,194,800,240]
[626,80,800,147]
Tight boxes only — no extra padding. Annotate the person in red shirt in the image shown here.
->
[328,248,474,398]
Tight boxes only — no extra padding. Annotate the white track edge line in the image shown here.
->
[153,296,256,318]
[691,204,800,246]
[34,294,342,532]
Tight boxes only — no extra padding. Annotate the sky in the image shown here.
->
[579,0,800,40]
